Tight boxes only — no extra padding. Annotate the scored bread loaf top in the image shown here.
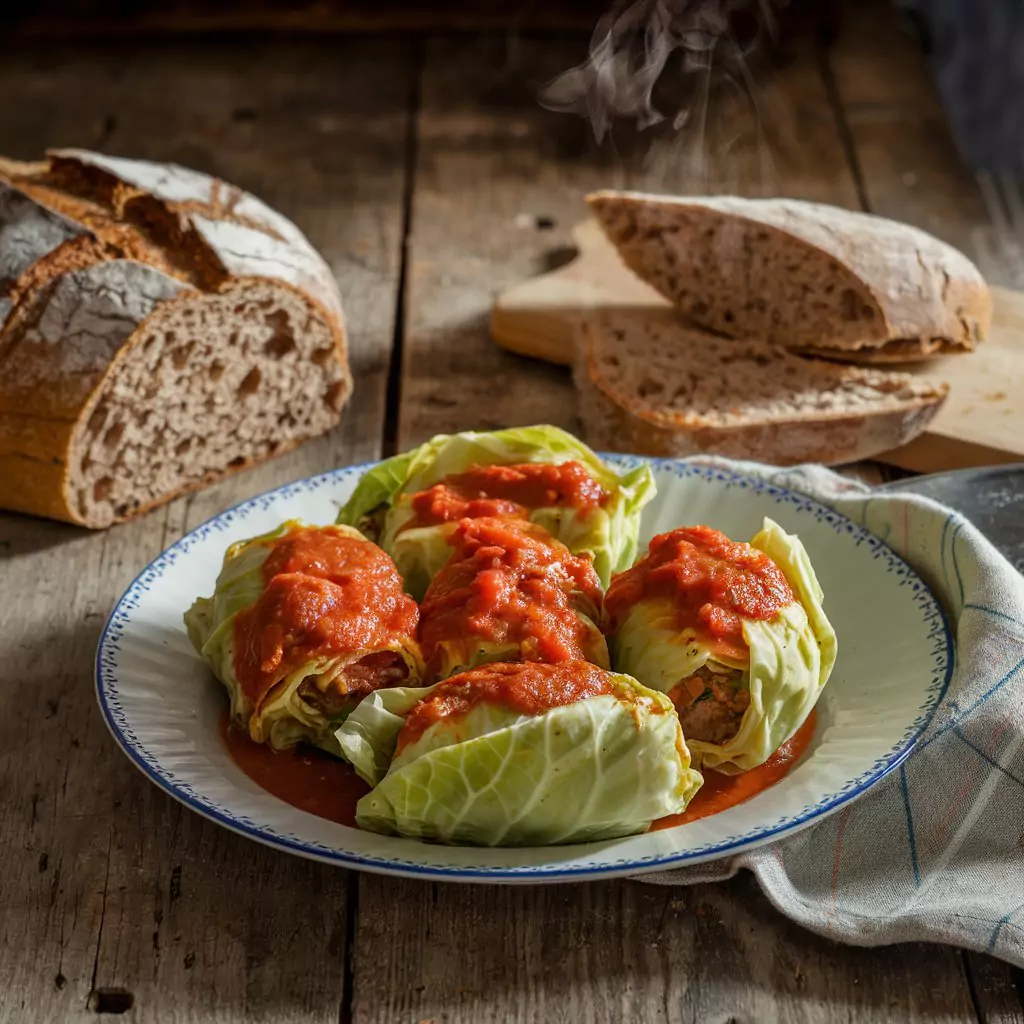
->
[574,309,949,465]
[0,149,351,527]
[50,149,343,324]
[0,149,349,417]
[587,191,992,362]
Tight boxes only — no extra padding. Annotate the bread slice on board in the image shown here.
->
[0,149,351,529]
[586,191,992,363]
[574,309,949,465]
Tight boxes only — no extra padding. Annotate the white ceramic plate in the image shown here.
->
[96,457,952,882]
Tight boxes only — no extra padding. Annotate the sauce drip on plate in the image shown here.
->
[407,461,609,529]
[220,712,367,827]
[605,525,794,663]
[220,699,817,832]
[653,711,817,829]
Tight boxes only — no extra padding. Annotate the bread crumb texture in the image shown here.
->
[587,191,991,359]
[574,311,948,466]
[0,149,350,527]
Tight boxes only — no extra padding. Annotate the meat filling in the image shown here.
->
[297,650,410,718]
[669,665,750,746]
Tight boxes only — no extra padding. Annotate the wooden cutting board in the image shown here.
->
[490,220,1024,473]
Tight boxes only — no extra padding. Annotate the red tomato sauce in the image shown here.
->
[218,698,816,832]
[219,711,367,827]
[406,461,609,530]
[233,526,419,706]
[419,518,603,674]
[395,661,620,754]
[605,525,794,662]
[653,711,817,828]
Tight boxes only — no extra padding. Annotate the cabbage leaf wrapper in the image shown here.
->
[608,518,837,774]
[335,424,655,596]
[419,517,610,681]
[334,661,703,846]
[184,520,425,752]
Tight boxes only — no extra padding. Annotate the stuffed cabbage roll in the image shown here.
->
[336,424,655,597]
[184,520,424,751]
[419,516,609,680]
[334,661,703,845]
[606,518,837,774]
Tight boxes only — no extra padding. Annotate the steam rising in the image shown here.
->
[541,0,778,142]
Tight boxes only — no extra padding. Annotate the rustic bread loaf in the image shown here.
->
[586,191,992,362]
[574,310,949,465]
[0,149,351,528]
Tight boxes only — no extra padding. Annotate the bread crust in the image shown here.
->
[587,191,992,361]
[0,150,351,528]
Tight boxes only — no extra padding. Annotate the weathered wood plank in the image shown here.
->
[966,954,1024,1024]
[825,0,1008,283]
[352,874,977,1023]
[397,28,862,449]
[0,37,412,1022]
[396,34,603,447]
[355,28,976,1024]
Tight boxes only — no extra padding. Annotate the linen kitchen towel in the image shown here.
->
[637,459,1024,969]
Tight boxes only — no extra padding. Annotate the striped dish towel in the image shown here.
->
[637,460,1024,968]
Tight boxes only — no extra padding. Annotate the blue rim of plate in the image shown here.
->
[95,456,955,881]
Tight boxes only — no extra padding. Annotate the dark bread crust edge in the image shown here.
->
[0,151,351,528]
[586,191,993,361]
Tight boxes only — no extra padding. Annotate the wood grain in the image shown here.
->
[966,954,1024,1024]
[353,28,976,1024]
[352,874,978,1023]
[825,0,1005,281]
[0,38,413,1022]
[396,34,609,446]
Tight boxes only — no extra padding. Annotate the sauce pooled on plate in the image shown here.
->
[654,712,817,828]
[220,711,367,827]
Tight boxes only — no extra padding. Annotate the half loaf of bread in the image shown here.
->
[574,310,949,465]
[0,149,351,528]
[587,191,992,362]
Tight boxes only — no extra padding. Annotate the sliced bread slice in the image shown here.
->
[574,310,949,465]
[586,191,992,362]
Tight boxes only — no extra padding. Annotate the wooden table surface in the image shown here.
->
[3,4,1024,1022]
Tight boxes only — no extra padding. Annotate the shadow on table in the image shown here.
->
[342,872,981,1020]
[1,603,352,1020]
[0,510,93,559]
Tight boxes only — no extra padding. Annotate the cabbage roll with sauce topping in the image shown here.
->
[606,518,837,774]
[335,424,655,597]
[334,661,703,846]
[184,520,425,751]
[419,516,609,680]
